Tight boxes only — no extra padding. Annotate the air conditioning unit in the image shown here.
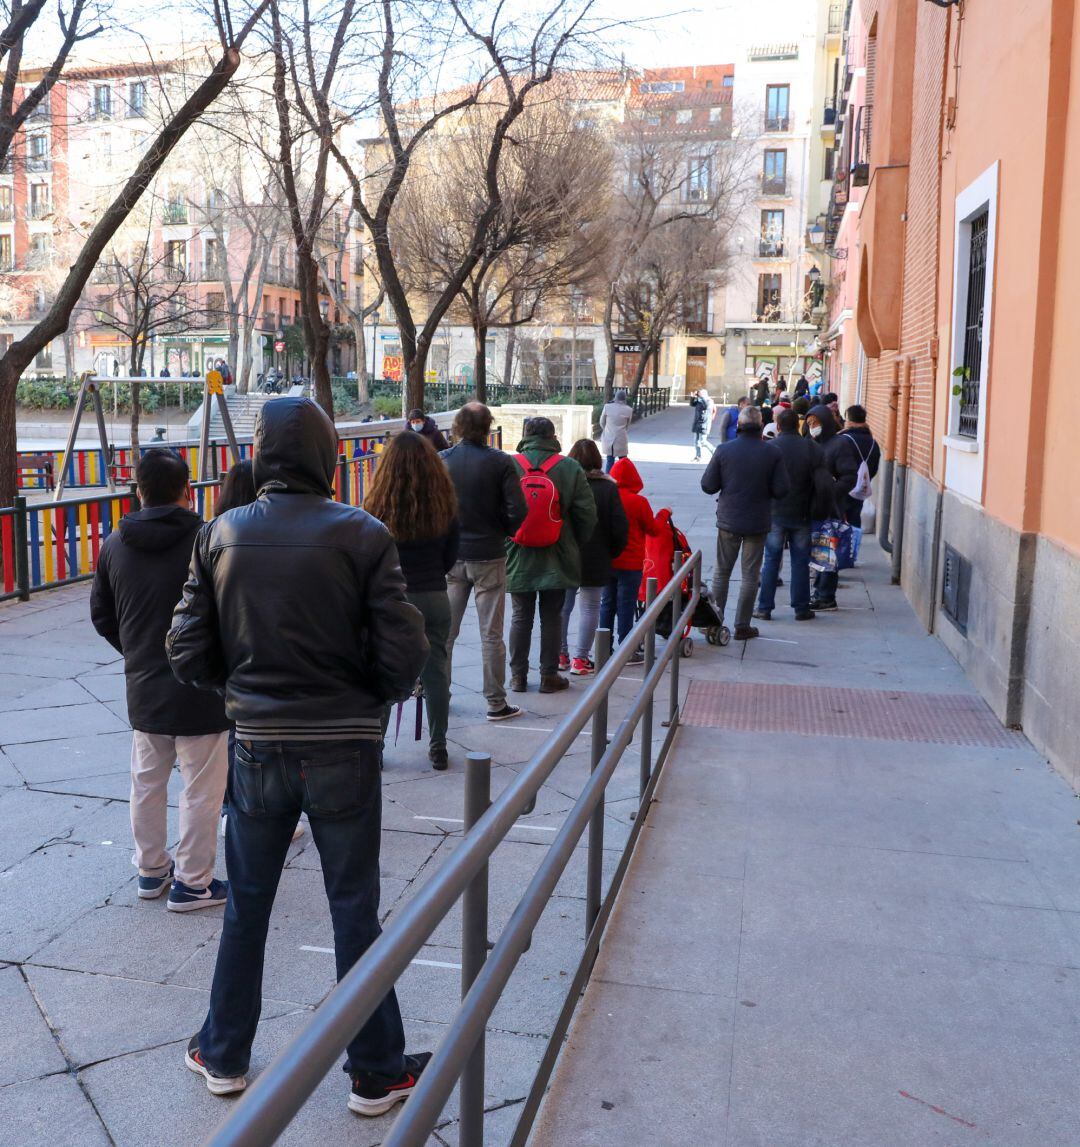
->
[687,187,705,202]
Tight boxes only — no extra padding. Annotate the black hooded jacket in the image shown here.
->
[578,470,630,587]
[91,504,229,736]
[166,398,428,743]
[808,403,861,507]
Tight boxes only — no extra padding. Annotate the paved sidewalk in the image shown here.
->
[533,489,1080,1144]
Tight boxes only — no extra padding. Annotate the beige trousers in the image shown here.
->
[130,730,228,889]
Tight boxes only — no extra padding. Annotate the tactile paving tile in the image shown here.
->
[682,680,1023,748]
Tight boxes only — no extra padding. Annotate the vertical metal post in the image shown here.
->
[669,552,683,727]
[54,373,90,501]
[336,454,348,503]
[586,628,611,933]
[639,577,658,799]
[13,496,30,601]
[460,752,491,1147]
[197,374,212,482]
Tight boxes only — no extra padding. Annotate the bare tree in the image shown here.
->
[393,97,612,400]
[89,215,207,448]
[0,0,270,505]
[606,110,757,400]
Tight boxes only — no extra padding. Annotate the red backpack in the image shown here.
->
[512,454,564,547]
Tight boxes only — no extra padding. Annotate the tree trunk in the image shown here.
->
[502,324,516,389]
[228,316,241,393]
[473,319,488,403]
[63,327,77,380]
[0,358,16,508]
[129,382,141,452]
[602,284,617,400]
[628,340,655,406]
[237,321,254,393]
[351,315,369,406]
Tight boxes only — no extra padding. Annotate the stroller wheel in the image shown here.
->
[706,626,722,646]
[680,636,694,658]
[719,626,731,647]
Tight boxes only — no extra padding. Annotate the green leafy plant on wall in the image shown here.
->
[951,365,970,397]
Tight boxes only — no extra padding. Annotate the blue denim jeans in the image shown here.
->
[600,568,641,645]
[757,523,811,614]
[197,739,404,1080]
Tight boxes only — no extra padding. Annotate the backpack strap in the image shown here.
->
[536,454,562,474]
[840,432,868,463]
[515,453,561,474]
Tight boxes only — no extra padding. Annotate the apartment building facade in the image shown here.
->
[829,0,1080,785]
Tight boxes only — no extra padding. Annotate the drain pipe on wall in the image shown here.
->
[890,358,914,585]
[878,361,901,553]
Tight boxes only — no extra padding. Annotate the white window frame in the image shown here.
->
[944,161,997,504]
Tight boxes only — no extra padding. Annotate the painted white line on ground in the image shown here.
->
[413,815,558,832]
[300,945,462,970]
[756,637,799,645]
[506,726,552,733]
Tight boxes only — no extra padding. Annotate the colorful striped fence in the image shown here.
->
[3,422,505,601]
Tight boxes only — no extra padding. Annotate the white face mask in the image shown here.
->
[809,424,823,439]
[410,422,424,432]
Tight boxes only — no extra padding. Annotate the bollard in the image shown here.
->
[12,496,30,601]
[336,453,348,504]
[639,577,658,799]
[669,551,683,727]
[459,752,491,1147]
[586,628,611,933]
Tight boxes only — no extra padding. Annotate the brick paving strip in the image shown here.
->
[682,679,1025,748]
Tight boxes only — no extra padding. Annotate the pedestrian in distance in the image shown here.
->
[407,407,449,452]
[90,449,230,912]
[806,402,861,611]
[700,405,790,640]
[838,404,881,564]
[365,430,460,771]
[167,397,431,1112]
[599,388,634,473]
[601,458,662,663]
[559,439,629,676]
[716,395,748,443]
[754,407,825,622]
[506,417,597,693]
[752,375,771,408]
[689,388,716,461]
[793,374,810,400]
[440,401,526,722]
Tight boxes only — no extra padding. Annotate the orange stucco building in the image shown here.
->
[835,0,1080,784]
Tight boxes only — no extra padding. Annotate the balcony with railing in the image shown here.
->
[760,173,788,197]
[162,202,189,225]
[0,253,14,272]
[0,203,12,223]
[26,200,51,221]
[763,113,791,134]
[822,99,838,131]
[852,106,872,186]
[757,239,785,259]
[162,262,190,281]
[200,259,226,281]
[23,100,50,122]
[25,250,53,271]
[827,3,844,35]
[26,155,50,173]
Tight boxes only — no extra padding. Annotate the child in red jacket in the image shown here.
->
[600,458,662,661]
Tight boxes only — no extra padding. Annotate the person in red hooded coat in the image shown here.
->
[600,458,663,663]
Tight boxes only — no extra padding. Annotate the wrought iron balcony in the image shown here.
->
[764,114,790,133]
[162,202,189,225]
[761,174,788,196]
[758,240,785,259]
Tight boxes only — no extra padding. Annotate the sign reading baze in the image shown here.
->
[612,337,645,354]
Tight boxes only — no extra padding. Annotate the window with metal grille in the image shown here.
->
[958,212,988,438]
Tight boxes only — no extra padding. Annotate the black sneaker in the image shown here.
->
[626,648,645,666]
[348,1052,432,1117]
[752,609,772,621]
[794,610,816,621]
[185,1035,247,1096]
[429,747,448,771]
[809,598,838,612]
[486,704,523,722]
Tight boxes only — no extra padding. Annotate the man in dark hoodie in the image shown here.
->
[167,398,431,1115]
[701,404,790,640]
[407,407,449,451]
[754,407,825,622]
[806,402,861,610]
[91,449,230,913]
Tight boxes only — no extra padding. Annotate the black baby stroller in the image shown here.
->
[638,508,729,655]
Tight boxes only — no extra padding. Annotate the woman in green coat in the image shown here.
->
[506,417,597,693]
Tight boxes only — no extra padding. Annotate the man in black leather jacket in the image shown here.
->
[167,397,432,1116]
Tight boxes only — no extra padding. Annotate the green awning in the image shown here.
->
[746,343,800,356]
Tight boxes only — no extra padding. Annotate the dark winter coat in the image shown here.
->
[166,397,428,743]
[610,458,661,571]
[809,403,861,506]
[440,440,527,561]
[91,505,229,736]
[504,434,597,592]
[578,470,630,587]
[689,396,711,434]
[768,431,828,527]
[700,427,791,536]
[414,416,449,453]
[396,521,461,593]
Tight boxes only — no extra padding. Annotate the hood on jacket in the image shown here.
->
[610,457,644,493]
[253,397,337,497]
[807,404,839,443]
[117,504,201,552]
[515,433,562,459]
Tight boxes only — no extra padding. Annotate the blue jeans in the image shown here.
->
[600,568,641,645]
[757,523,811,613]
[197,739,404,1079]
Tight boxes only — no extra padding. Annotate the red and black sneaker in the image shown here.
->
[184,1035,247,1096]
[348,1052,432,1117]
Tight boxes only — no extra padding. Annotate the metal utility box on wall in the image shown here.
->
[941,542,972,635]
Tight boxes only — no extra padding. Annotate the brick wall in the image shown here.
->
[860,0,947,475]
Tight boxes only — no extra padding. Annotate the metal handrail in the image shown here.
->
[208,551,703,1147]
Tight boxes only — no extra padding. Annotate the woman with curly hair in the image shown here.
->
[365,431,460,770]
